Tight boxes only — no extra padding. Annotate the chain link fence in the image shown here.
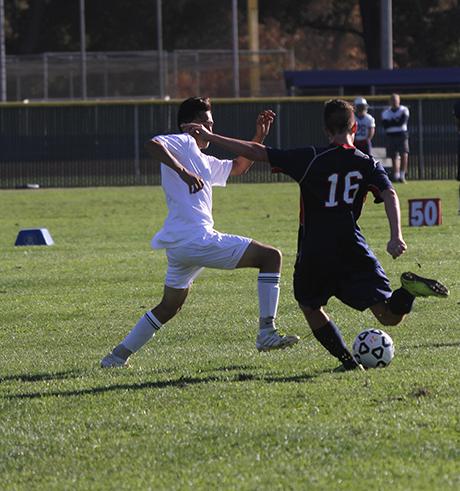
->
[5,49,295,101]
[0,95,458,188]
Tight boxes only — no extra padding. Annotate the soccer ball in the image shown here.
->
[352,329,394,368]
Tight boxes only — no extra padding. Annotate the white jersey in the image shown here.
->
[382,105,410,133]
[355,113,375,141]
[151,133,233,249]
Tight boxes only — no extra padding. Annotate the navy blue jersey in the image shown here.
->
[267,144,393,311]
[268,144,391,224]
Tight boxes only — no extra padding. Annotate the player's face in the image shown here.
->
[390,94,400,108]
[193,110,214,149]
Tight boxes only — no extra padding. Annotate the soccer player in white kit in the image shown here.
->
[101,97,299,367]
[354,97,375,156]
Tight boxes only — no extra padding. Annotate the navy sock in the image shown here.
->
[388,287,415,315]
[312,320,357,368]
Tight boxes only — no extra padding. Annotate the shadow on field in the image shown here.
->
[403,341,460,350]
[201,364,259,373]
[4,369,329,400]
[0,369,83,384]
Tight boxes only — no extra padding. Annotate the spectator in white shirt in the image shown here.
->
[354,97,375,156]
[382,94,410,183]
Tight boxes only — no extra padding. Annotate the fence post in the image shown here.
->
[195,52,200,96]
[103,54,109,97]
[173,51,178,98]
[417,98,425,179]
[43,53,48,100]
[276,102,281,181]
[70,62,74,99]
[134,105,141,183]
[15,57,21,100]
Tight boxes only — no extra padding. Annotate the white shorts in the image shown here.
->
[165,231,252,289]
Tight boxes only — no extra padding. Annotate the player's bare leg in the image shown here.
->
[370,302,405,326]
[300,306,363,371]
[236,240,300,351]
[370,272,448,329]
[101,286,189,367]
[399,152,409,183]
[391,155,400,182]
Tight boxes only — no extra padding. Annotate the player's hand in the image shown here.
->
[387,237,407,259]
[179,168,204,194]
[255,109,276,142]
[181,123,212,140]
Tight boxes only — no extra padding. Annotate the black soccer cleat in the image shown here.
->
[401,272,449,298]
[333,353,365,373]
[333,362,365,373]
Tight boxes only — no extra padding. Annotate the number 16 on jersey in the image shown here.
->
[408,198,442,226]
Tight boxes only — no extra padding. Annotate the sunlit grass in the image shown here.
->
[1,181,459,490]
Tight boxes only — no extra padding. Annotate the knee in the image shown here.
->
[377,314,404,326]
[264,246,282,270]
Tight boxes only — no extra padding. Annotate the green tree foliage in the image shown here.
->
[5,0,460,68]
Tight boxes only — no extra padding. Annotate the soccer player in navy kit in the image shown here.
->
[184,99,449,371]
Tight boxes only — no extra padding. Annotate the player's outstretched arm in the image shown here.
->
[381,188,407,259]
[230,110,276,176]
[181,123,269,165]
[144,139,204,194]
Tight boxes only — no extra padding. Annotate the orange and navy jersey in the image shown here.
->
[267,143,392,231]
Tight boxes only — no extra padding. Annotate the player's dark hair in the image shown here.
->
[324,99,355,135]
[177,97,211,131]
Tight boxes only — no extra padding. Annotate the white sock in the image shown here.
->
[400,171,405,179]
[121,311,162,353]
[394,172,400,180]
[258,273,280,330]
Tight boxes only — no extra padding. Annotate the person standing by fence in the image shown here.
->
[354,97,375,156]
[382,94,410,183]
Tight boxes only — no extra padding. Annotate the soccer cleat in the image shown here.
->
[333,362,365,373]
[256,329,300,352]
[100,352,129,368]
[401,272,449,298]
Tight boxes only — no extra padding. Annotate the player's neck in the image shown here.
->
[330,133,355,147]
[190,134,209,150]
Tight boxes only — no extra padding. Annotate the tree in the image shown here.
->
[5,0,460,69]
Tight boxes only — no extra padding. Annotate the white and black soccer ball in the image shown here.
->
[352,329,395,368]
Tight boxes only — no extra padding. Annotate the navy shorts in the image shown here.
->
[293,238,392,311]
[386,132,409,159]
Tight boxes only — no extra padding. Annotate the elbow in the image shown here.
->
[252,145,268,163]
[231,163,249,177]
[382,187,399,205]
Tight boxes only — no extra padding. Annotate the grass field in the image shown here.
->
[1,181,459,490]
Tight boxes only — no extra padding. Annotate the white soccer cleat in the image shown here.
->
[256,329,300,352]
[100,352,128,368]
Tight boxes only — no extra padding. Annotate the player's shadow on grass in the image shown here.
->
[4,369,329,400]
[0,369,83,384]
[404,341,460,350]
[201,364,259,373]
